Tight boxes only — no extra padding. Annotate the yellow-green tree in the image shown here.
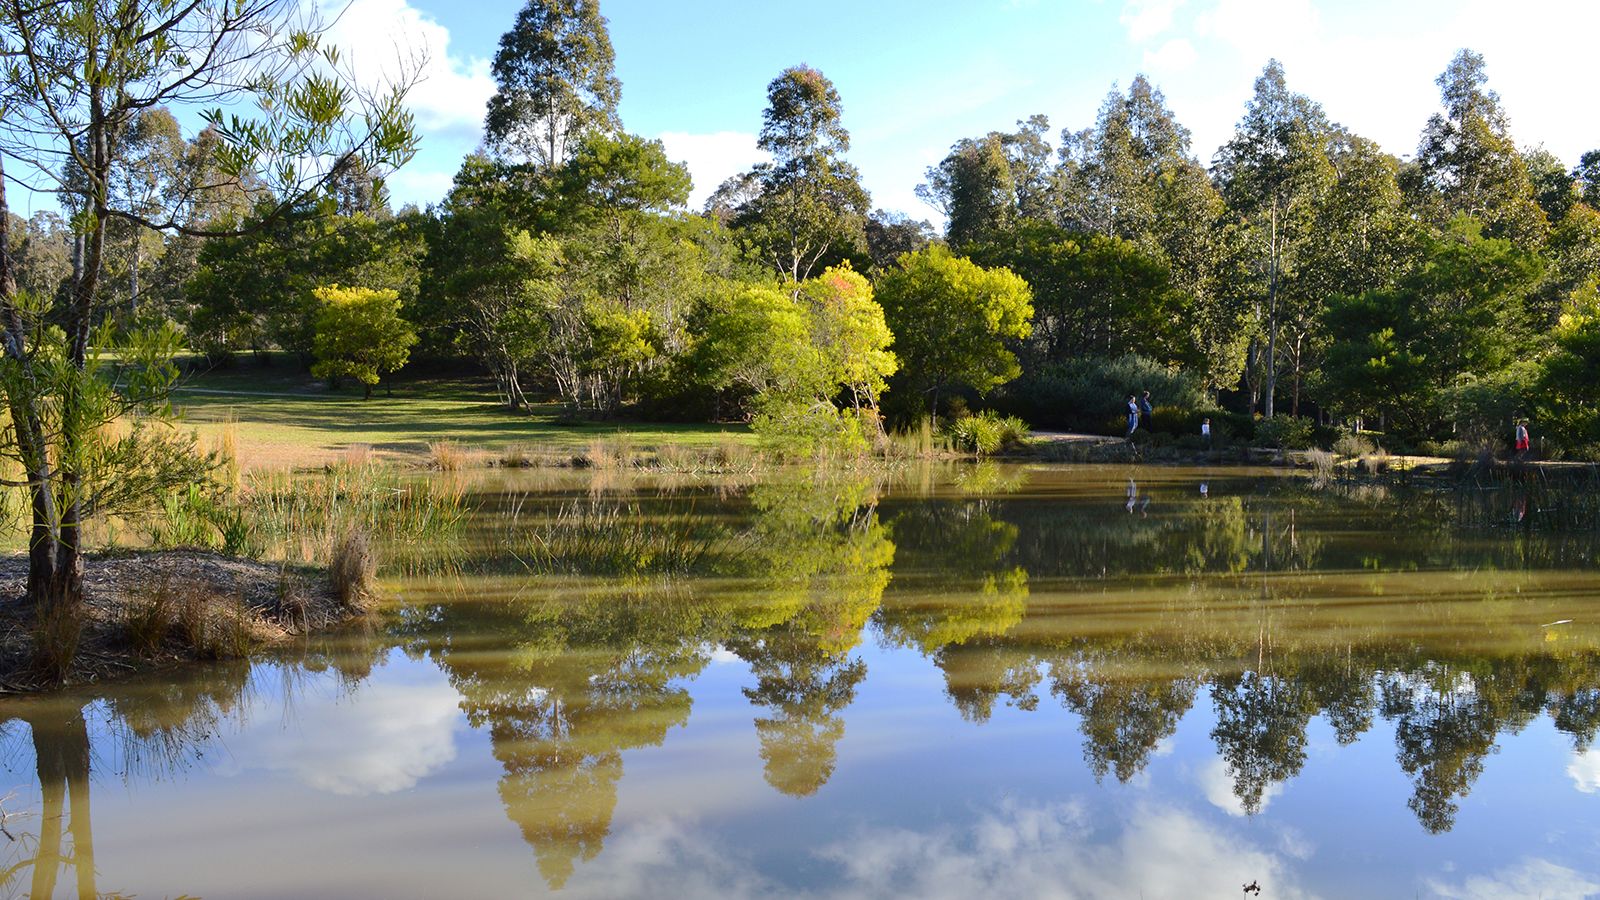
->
[310,286,418,399]
[797,263,898,416]
[875,245,1033,419]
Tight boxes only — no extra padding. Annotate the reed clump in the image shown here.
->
[428,440,467,471]
[123,574,256,661]
[497,443,534,468]
[329,528,377,610]
[1305,448,1337,484]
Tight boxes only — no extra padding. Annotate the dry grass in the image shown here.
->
[214,414,241,497]
[31,597,82,683]
[427,440,465,471]
[579,434,635,469]
[122,574,257,661]
[329,528,377,610]
[1360,448,1391,474]
[497,443,534,468]
[1305,448,1337,483]
[342,442,374,468]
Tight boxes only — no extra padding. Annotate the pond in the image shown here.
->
[3,464,1600,898]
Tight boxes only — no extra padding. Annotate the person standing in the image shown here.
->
[1140,391,1154,430]
[1514,419,1531,461]
[1201,417,1212,451]
[1125,395,1140,438]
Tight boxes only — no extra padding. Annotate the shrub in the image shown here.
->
[1255,416,1315,449]
[1417,439,1478,461]
[993,353,1209,432]
[1333,432,1377,458]
[945,411,1029,455]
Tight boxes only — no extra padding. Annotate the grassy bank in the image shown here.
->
[173,358,754,471]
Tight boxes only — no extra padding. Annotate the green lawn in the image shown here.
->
[173,356,751,469]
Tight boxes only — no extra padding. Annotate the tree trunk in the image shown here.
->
[24,703,96,900]
[1262,200,1279,419]
[0,156,61,600]
[1291,332,1303,419]
[51,85,113,616]
[129,229,140,316]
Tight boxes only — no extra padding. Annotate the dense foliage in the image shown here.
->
[5,2,1600,462]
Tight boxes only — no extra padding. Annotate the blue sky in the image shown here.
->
[9,0,1599,221]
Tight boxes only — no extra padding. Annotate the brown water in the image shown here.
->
[3,464,1600,898]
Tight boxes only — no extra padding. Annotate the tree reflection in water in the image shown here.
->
[0,633,386,898]
[432,470,1600,887]
[6,468,1600,892]
[406,471,896,884]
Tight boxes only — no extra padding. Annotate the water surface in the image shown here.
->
[4,465,1600,898]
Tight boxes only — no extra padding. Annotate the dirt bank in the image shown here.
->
[0,550,363,692]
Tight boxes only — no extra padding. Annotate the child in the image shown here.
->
[1201,417,1212,450]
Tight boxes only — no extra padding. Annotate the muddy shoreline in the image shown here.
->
[0,550,362,693]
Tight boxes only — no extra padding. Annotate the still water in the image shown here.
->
[3,464,1600,898]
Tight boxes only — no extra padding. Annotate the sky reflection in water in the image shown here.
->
[3,464,1600,898]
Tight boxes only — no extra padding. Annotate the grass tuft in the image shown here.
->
[330,528,377,610]
[428,440,466,471]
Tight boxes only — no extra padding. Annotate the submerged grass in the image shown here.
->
[520,498,732,578]
[142,458,469,583]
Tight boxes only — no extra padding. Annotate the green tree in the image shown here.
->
[1319,217,1542,433]
[424,212,562,409]
[1409,50,1547,247]
[309,285,418,399]
[187,204,424,363]
[863,209,934,272]
[554,132,700,415]
[919,132,1017,248]
[692,267,895,448]
[1539,282,1600,446]
[1287,133,1415,415]
[1056,76,1241,389]
[0,0,417,641]
[966,221,1182,364]
[1213,60,1334,418]
[1576,150,1600,210]
[796,263,897,416]
[724,66,871,281]
[484,0,621,169]
[875,245,1033,418]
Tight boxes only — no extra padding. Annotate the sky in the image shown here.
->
[8,0,1600,222]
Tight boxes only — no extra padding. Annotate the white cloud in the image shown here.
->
[815,799,1311,900]
[385,167,457,207]
[657,131,767,210]
[1567,746,1600,794]
[1121,0,1187,42]
[1199,757,1285,816]
[217,675,463,796]
[325,0,496,139]
[1425,858,1600,900]
[1194,0,1321,55]
[558,799,1313,899]
[1143,38,1199,72]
